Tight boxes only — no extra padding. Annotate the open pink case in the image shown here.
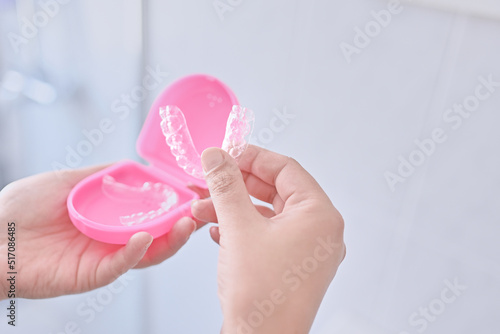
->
[67,74,239,244]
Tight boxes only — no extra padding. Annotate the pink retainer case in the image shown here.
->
[67,74,239,244]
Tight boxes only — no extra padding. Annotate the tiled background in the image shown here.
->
[0,0,499,333]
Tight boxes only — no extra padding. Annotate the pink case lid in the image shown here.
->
[136,74,239,187]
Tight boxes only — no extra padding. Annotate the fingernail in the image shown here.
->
[191,199,199,208]
[145,236,154,250]
[202,148,225,173]
[185,220,197,242]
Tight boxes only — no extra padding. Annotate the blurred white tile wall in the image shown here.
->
[409,0,500,20]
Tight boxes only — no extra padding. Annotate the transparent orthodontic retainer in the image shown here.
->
[67,74,246,244]
[160,105,254,179]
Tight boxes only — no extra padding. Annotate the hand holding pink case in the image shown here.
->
[67,74,239,244]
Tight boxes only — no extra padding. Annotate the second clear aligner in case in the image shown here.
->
[101,175,179,226]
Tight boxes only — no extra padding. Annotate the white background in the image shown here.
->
[0,0,499,333]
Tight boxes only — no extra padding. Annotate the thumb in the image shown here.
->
[95,232,153,287]
[201,147,257,224]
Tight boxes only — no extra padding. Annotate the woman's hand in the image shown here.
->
[0,165,200,300]
[192,146,346,334]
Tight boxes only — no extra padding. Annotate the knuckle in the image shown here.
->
[286,157,304,171]
[330,210,345,238]
[335,211,345,230]
[287,157,300,166]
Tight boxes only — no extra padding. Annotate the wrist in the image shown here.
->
[0,206,9,301]
[0,275,6,301]
[0,246,6,301]
[221,291,319,334]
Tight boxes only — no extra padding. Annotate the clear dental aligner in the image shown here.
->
[160,105,205,179]
[101,175,178,226]
[221,105,255,159]
[159,105,255,179]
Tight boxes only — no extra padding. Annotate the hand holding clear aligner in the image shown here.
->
[160,105,255,179]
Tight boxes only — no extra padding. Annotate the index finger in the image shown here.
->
[238,145,324,211]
